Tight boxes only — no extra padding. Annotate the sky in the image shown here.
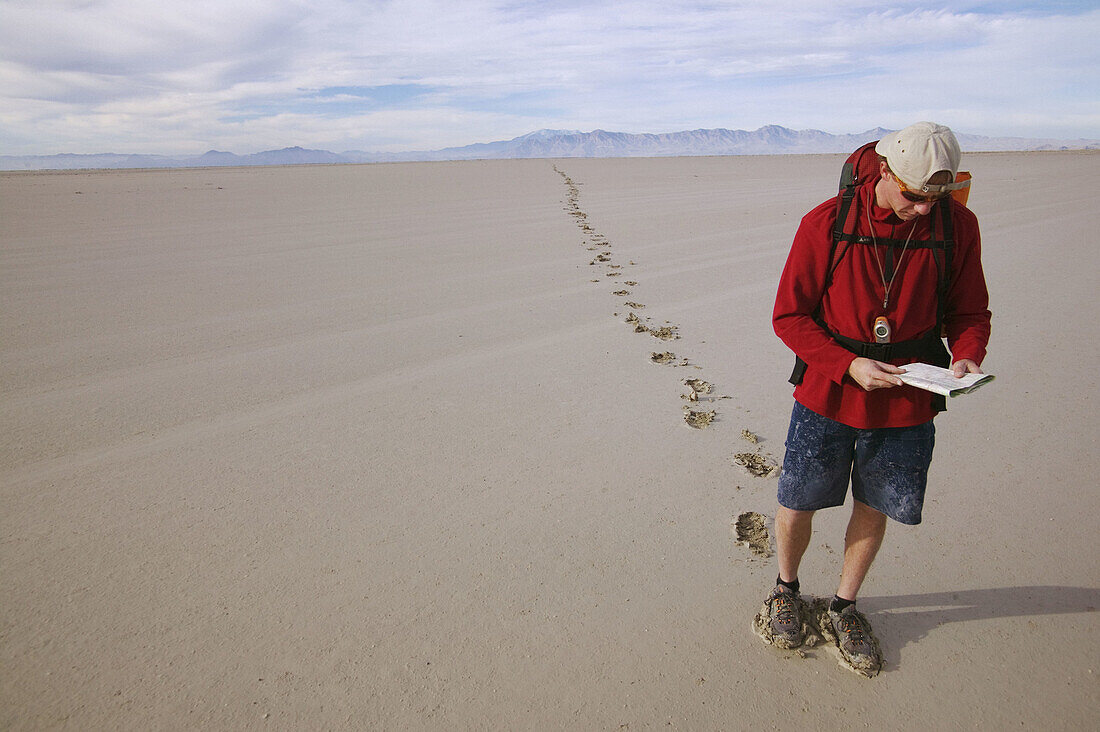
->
[1,1,1098,156]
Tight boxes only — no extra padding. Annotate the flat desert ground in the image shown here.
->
[2,152,1098,729]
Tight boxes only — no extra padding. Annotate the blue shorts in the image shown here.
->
[777,401,936,525]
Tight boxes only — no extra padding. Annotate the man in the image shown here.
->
[763,122,991,672]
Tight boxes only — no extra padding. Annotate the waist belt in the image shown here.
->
[827,329,941,362]
[788,323,951,412]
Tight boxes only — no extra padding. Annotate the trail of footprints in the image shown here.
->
[557,166,781,567]
[555,165,751,433]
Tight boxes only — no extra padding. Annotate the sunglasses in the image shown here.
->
[892,172,949,203]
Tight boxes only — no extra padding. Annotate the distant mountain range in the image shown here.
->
[3,125,1097,171]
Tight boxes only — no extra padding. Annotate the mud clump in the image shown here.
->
[733,511,771,557]
[649,325,679,340]
[613,290,631,296]
[735,451,779,477]
[740,429,759,444]
[752,593,820,652]
[650,351,676,364]
[684,409,715,429]
[683,378,712,394]
[682,379,713,402]
[752,593,883,677]
[626,312,651,334]
[812,600,884,678]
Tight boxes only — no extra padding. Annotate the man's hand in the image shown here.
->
[951,359,983,378]
[847,357,906,391]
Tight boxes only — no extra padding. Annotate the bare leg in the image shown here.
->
[775,506,814,584]
[835,500,888,600]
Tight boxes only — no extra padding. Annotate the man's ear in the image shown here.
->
[879,160,890,180]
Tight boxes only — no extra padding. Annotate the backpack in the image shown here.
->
[787,141,971,412]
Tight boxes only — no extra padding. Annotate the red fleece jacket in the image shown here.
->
[773,179,991,429]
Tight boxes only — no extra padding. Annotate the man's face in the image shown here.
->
[885,179,937,220]
[878,161,950,221]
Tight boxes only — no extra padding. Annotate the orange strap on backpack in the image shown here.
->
[951,171,972,206]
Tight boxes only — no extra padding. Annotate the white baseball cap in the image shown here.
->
[875,122,970,195]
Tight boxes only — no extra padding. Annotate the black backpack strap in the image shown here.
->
[926,201,955,412]
[788,356,808,386]
[934,200,954,335]
[828,165,860,286]
[789,167,864,387]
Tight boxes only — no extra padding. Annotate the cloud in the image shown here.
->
[2,1,309,85]
[1,1,1097,154]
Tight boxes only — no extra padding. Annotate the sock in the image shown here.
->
[776,575,800,594]
[830,595,855,613]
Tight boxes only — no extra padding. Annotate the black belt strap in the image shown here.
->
[828,329,937,362]
[787,326,951,411]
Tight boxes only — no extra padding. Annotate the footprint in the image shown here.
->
[682,378,713,402]
[733,512,772,557]
[684,409,716,429]
[734,450,779,477]
[683,378,712,395]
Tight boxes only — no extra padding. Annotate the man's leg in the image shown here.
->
[823,500,887,672]
[761,506,815,648]
[775,506,815,584]
[760,401,852,649]
[835,499,887,601]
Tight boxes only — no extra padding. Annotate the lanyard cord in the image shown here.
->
[867,192,917,310]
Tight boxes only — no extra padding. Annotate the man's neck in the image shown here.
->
[871,178,913,224]
[873,178,889,211]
